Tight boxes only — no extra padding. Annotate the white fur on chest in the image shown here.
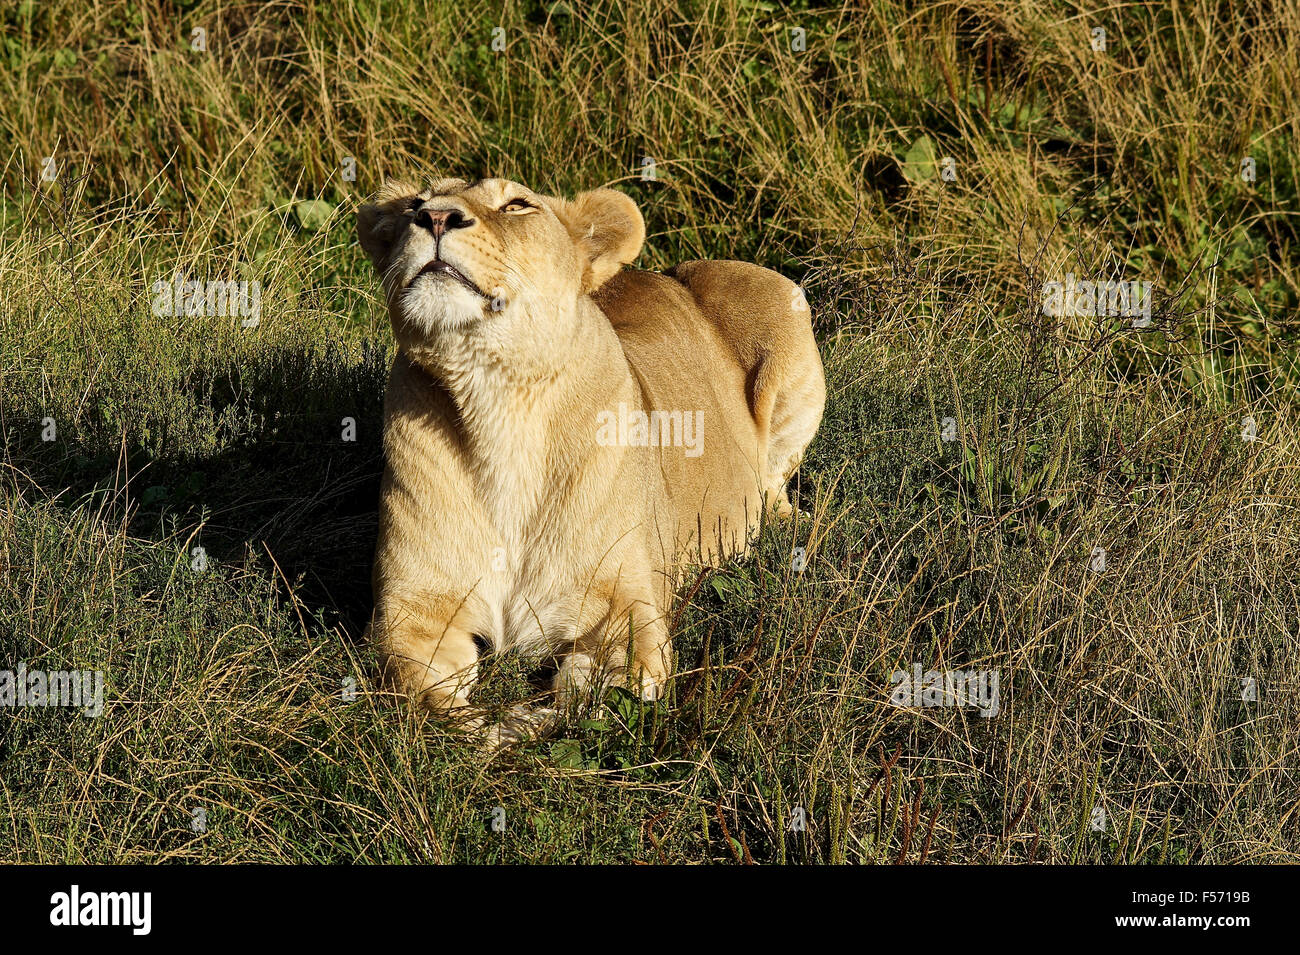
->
[473,555,582,660]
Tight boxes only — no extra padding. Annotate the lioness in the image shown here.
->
[357,176,824,742]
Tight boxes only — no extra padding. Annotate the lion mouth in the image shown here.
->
[411,258,485,296]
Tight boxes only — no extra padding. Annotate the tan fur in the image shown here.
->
[357,176,825,741]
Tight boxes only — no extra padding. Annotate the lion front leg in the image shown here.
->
[372,596,482,713]
[553,583,672,705]
[373,595,563,751]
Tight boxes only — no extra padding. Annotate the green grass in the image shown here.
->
[2,0,1298,863]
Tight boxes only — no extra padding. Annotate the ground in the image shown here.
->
[1,0,1297,863]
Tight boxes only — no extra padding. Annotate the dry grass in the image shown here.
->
[1,0,1298,862]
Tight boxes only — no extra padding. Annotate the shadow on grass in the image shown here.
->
[0,338,392,639]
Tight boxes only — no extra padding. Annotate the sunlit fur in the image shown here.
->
[357,176,825,745]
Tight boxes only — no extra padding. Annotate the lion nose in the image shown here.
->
[413,206,475,238]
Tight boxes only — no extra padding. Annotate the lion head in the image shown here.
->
[357,177,645,350]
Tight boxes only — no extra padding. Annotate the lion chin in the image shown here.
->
[396,268,484,334]
[357,175,826,750]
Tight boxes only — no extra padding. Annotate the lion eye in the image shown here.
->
[499,198,534,213]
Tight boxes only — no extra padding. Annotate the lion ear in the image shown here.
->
[357,178,420,267]
[546,188,645,292]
